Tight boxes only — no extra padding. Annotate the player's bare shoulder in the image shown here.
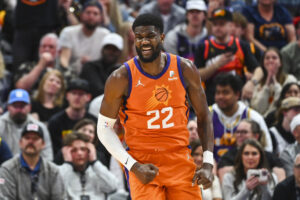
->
[178,57,201,88]
[105,65,129,97]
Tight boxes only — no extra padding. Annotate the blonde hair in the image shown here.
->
[0,52,5,79]
[34,69,65,106]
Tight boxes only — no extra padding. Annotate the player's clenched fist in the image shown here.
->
[131,162,159,184]
[192,163,214,189]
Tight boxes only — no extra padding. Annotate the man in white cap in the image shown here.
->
[164,0,207,62]
[280,113,300,177]
[80,33,123,98]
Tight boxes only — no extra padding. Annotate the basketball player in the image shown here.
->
[97,13,214,199]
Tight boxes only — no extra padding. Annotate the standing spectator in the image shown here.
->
[138,0,186,33]
[12,0,58,72]
[31,69,65,123]
[273,153,300,200]
[164,0,208,62]
[280,113,300,177]
[222,139,277,200]
[0,123,66,199]
[0,89,53,160]
[242,0,296,51]
[250,47,297,117]
[0,137,12,165]
[48,78,95,156]
[80,33,123,98]
[59,132,120,199]
[59,0,110,76]
[210,73,272,162]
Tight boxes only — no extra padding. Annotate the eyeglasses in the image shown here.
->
[243,151,259,156]
[235,130,250,135]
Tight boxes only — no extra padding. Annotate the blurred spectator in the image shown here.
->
[280,113,300,177]
[222,139,277,200]
[250,47,297,117]
[195,8,260,105]
[0,89,53,160]
[14,33,59,91]
[188,119,199,142]
[118,21,136,63]
[80,33,123,98]
[12,0,58,72]
[0,137,12,165]
[272,153,300,200]
[48,78,95,156]
[164,0,207,62]
[57,0,79,34]
[276,0,300,17]
[0,122,66,199]
[59,0,110,75]
[295,17,300,39]
[138,0,186,33]
[242,0,296,52]
[210,73,272,161]
[218,119,285,183]
[265,82,300,127]
[281,21,300,80]
[59,132,121,199]
[0,51,12,113]
[31,70,65,123]
[269,97,300,155]
[190,140,223,200]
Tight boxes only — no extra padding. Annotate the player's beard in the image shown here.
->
[136,43,163,63]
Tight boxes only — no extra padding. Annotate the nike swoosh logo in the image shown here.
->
[125,157,129,165]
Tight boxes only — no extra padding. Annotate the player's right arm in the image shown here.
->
[98,66,158,184]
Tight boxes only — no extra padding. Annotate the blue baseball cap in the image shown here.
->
[8,89,30,104]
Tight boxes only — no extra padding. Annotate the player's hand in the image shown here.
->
[131,162,159,184]
[192,163,213,189]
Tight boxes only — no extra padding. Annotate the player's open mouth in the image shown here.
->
[142,47,152,54]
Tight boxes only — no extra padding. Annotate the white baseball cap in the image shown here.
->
[186,0,207,12]
[290,113,300,132]
[101,33,124,51]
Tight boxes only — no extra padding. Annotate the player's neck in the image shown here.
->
[139,52,166,76]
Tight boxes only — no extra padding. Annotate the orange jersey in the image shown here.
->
[119,53,190,151]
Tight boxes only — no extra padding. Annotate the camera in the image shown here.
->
[247,169,268,182]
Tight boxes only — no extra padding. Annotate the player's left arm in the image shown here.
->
[180,58,214,188]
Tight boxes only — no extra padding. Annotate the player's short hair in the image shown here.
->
[132,13,164,33]
[214,73,243,93]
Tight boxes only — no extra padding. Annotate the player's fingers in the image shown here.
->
[192,173,199,186]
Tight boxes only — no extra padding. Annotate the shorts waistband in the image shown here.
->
[126,145,191,153]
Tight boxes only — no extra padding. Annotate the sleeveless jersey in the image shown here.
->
[119,53,190,151]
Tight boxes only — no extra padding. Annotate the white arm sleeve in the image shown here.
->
[97,113,137,171]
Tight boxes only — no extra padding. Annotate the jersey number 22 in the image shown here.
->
[147,107,174,129]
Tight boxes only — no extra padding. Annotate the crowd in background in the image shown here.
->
[1,0,300,199]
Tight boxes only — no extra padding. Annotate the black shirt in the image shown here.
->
[31,100,62,123]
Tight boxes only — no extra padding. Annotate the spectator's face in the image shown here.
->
[78,124,95,143]
[43,74,62,95]
[242,144,261,170]
[134,26,164,63]
[39,37,57,58]
[235,122,257,147]
[231,23,244,38]
[192,146,203,168]
[186,10,206,27]
[102,45,121,65]
[157,0,174,14]
[258,0,274,6]
[293,126,300,142]
[211,19,231,40]
[283,106,300,122]
[285,84,300,98]
[66,90,91,110]
[71,140,89,168]
[81,6,102,30]
[187,120,199,142]
[294,156,300,186]
[20,132,45,156]
[263,50,281,75]
[215,85,239,112]
[8,102,31,124]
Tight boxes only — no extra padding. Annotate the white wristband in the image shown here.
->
[203,151,214,165]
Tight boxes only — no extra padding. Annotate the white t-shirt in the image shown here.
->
[59,24,110,74]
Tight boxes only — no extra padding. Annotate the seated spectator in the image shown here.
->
[250,47,297,117]
[57,0,79,34]
[31,69,65,123]
[0,123,65,199]
[265,82,300,127]
[209,73,272,161]
[48,78,95,156]
[190,140,223,200]
[188,118,199,142]
[0,89,53,160]
[0,51,12,114]
[222,139,277,200]
[280,113,300,177]
[59,0,110,75]
[269,97,300,155]
[242,0,296,51]
[218,119,285,183]
[59,132,121,199]
[0,137,12,165]
[164,0,207,62]
[272,153,300,200]
[80,33,123,98]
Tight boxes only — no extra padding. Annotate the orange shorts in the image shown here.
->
[125,147,202,200]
